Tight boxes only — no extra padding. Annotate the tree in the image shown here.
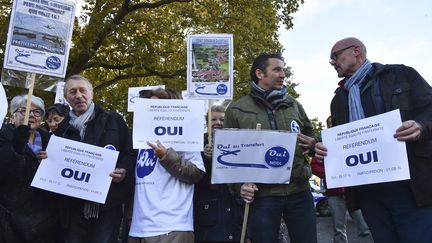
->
[310,117,325,138]
[0,0,304,123]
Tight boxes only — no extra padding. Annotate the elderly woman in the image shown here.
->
[0,94,59,243]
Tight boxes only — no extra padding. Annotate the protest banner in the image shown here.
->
[187,34,233,100]
[2,0,76,125]
[132,99,205,151]
[0,83,7,128]
[3,0,76,78]
[211,129,298,184]
[321,109,410,188]
[31,135,118,203]
[186,34,234,142]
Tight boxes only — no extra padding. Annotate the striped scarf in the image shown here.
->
[344,59,373,122]
[250,82,288,108]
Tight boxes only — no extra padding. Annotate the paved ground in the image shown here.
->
[316,215,374,243]
[280,215,374,243]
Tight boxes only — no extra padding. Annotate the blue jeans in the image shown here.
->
[356,182,432,243]
[249,190,317,243]
[65,204,122,243]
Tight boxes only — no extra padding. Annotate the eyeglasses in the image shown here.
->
[329,45,356,63]
[14,108,44,117]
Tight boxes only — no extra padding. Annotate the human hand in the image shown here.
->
[240,183,258,203]
[314,142,327,163]
[36,150,47,163]
[203,144,213,159]
[110,168,126,183]
[394,120,422,141]
[12,125,30,154]
[298,133,317,155]
[147,140,167,158]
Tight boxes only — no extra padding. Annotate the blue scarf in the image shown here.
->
[27,130,42,155]
[344,59,373,122]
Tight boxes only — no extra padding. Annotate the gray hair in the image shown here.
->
[63,74,93,95]
[10,94,45,115]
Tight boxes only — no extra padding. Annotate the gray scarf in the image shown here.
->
[69,102,95,140]
[68,102,99,219]
[344,59,373,122]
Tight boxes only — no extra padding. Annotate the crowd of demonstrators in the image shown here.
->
[224,53,319,243]
[315,37,432,243]
[311,116,373,243]
[0,94,60,242]
[128,88,205,243]
[54,75,135,243]
[4,42,432,243]
[193,104,246,243]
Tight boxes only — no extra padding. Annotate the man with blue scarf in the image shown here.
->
[224,53,318,243]
[315,37,432,243]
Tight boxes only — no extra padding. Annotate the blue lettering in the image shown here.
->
[346,150,378,167]
[154,126,183,136]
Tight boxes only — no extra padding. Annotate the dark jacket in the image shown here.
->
[0,124,59,242]
[55,104,135,209]
[331,63,432,207]
[193,133,244,242]
[224,91,317,197]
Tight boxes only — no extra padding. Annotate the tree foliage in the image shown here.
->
[0,0,304,123]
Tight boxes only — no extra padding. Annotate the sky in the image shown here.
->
[279,0,432,124]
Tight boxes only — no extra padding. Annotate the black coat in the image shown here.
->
[331,63,432,207]
[0,124,59,242]
[55,104,135,209]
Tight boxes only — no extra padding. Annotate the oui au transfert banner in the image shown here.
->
[211,129,298,184]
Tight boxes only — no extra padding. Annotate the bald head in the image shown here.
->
[329,37,368,77]
[332,37,367,59]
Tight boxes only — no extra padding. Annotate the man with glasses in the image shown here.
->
[315,37,432,243]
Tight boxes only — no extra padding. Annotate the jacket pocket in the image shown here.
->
[194,199,220,226]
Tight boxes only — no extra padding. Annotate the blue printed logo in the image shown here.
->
[265,146,290,168]
[104,144,117,151]
[290,120,300,133]
[46,56,61,70]
[216,84,228,95]
[136,149,158,178]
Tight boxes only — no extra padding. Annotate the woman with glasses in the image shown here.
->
[0,94,59,243]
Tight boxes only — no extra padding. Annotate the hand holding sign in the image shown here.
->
[147,140,168,158]
[110,168,126,183]
[297,133,317,155]
[394,120,422,141]
[240,183,259,203]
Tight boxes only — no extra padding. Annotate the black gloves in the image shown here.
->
[12,125,30,154]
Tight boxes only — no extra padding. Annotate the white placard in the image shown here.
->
[0,83,7,128]
[132,99,205,151]
[31,135,119,203]
[187,34,234,100]
[211,129,298,184]
[321,109,410,188]
[127,85,165,112]
[3,0,76,77]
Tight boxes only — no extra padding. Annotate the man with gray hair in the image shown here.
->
[55,74,135,243]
